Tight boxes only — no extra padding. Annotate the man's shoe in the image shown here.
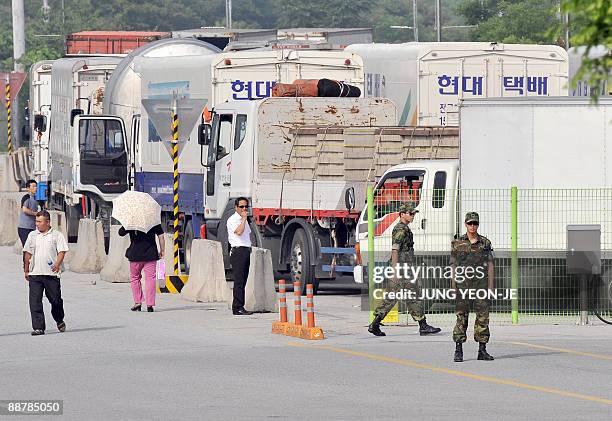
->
[368,315,386,336]
[454,342,463,362]
[233,308,253,315]
[418,319,442,336]
[478,343,494,361]
[57,321,66,333]
[31,330,45,336]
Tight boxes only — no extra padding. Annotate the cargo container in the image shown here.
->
[65,31,170,56]
[346,42,569,126]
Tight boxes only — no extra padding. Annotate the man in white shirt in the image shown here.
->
[23,210,69,336]
[227,197,253,315]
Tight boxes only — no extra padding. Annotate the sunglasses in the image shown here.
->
[466,221,479,226]
[237,205,249,209]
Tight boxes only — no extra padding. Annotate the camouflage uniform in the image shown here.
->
[373,205,425,322]
[451,218,494,344]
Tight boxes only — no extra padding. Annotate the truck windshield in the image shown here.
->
[79,119,125,159]
[364,170,426,221]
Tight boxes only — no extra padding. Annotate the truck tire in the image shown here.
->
[290,228,319,294]
[183,220,194,274]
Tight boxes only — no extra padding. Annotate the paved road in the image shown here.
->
[0,245,611,420]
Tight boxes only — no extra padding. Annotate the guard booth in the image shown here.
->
[566,224,601,325]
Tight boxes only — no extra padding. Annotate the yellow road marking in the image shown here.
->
[500,341,612,361]
[287,342,612,406]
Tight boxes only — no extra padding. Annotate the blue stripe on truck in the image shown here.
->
[135,172,205,214]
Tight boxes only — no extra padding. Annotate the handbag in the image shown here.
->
[156,260,166,289]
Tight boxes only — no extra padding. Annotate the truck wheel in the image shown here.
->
[290,229,318,294]
[183,220,194,274]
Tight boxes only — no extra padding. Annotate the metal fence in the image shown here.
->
[365,186,612,325]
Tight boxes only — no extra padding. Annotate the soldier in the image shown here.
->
[368,204,441,337]
[451,212,495,362]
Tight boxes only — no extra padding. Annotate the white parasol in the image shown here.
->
[112,191,162,233]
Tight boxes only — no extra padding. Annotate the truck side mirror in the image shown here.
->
[34,114,47,132]
[345,187,356,210]
[198,123,212,145]
[70,109,84,126]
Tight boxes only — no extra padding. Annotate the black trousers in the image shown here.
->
[28,275,65,331]
[18,227,33,247]
[18,228,33,268]
[230,247,251,311]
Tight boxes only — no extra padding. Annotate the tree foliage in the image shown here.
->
[561,0,611,101]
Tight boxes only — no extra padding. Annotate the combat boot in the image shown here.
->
[454,343,463,362]
[368,315,386,336]
[418,318,442,335]
[477,343,494,361]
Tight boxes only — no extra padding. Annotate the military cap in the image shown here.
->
[465,212,479,223]
[398,203,419,214]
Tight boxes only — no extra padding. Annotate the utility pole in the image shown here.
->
[42,0,50,23]
[225,0,232,29]
[412,0,419,42]
[12,0,26,147]
[435,0,442,42]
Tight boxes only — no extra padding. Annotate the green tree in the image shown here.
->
[457,0,560,44]
[561,0,611,101]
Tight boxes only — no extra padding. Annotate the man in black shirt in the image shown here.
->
[119,225,165,312]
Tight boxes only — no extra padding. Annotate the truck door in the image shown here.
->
[205,112,234,217]
[77,115,128,195]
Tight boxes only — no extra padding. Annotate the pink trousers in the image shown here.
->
[130,261,156,307]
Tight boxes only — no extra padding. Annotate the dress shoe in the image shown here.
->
[147,306,154,312]
[233,308,253,315]
[131,304,142,312]
[31,330,45,336]
[57,321,66,332]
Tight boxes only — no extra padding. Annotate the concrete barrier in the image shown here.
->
[244,247,278,313]
[69,218,107,274]
[0,197,20,245]
[162,233,174,275]
[99,225,130,283]
[13,239,22,254]
[180,239,232,303]
[0,154,19,192]
[49,210,68,241]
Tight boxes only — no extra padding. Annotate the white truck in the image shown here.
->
[357,97,612,267]
[29,60,54,200]
[46,56,123,238]
[345,42,569,126]
[112,48,365,271]
[200,97,460,290]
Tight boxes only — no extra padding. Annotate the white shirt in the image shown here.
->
[227,212,252,247]
[23,228,70,277]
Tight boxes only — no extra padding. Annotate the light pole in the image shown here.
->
[412,0,418,42]
[225,0,232,29]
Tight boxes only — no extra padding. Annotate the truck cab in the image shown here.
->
[356,160,459,270]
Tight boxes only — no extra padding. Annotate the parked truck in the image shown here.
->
[121,49,366,271]
[199,97,460,291]
[29,60,54,200]
[345,42,569,126]
[46,56,123,238]
[356,98,612,311]
[65,31,171,56]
